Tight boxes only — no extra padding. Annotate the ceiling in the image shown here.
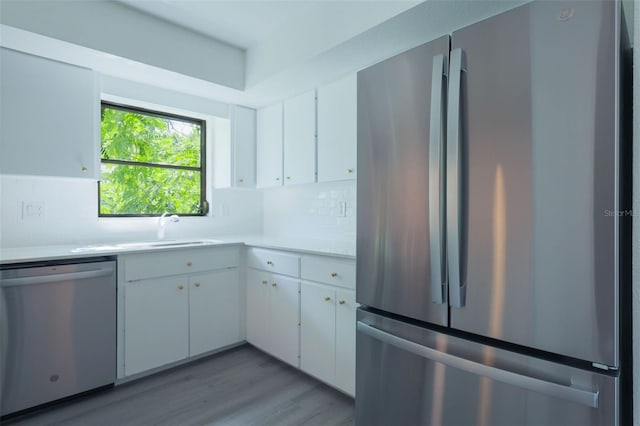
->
[0,0,534,107]
[116,0,420,50]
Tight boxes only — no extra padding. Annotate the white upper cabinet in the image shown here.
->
[256,102,283,188]
[283,90,316,185]
[317,74,357,182]
[232,105,256,188]
[0,48,98,179]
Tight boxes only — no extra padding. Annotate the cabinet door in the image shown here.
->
[317,74,357,182]
[233,106,256,188]
[124,277,189,376]
[335,289,356,396]
[268,274,300,367]
[246,269,270,350]
[0,48,98,179]
[189,269,241,356]
[256,103,283,188]
[283,90,316,185]
[300,281,336,385]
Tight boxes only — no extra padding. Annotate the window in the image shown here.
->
[99,102,208,216]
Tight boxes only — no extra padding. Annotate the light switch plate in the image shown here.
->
[22,200,45,221]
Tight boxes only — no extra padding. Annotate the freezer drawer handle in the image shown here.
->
[357,321,599,408]
[1,268,115,287]
[447,48,466,308]
[428,53,448,305]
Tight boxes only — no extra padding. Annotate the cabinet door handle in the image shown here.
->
[286,176,291,180]
[81,166,88,173]
[187,261,193,267]
[347,168,354,173]
[324,296,331,301]
[239,178,244,183]
[261,280,268,285]
[339,300,346,305]
[276,177,280,181]
[266,261,273,265]
[178,284,184,290]
[331,272,338,277]
[272,283,278,287]
[194,282,201,288]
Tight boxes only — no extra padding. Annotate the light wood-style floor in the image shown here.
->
[4,345,355,426]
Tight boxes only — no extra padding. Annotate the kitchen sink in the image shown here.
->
[71,239,223,253]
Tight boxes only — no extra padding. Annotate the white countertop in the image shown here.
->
[0,235,355,264]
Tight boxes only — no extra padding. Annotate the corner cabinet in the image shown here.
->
[117,246,243,378]
[0,48,98,179]
[246,248,301,367]
[300,255,357,396]
[283,90,317,185]
[317,74,357,182]
[256,103,284,188]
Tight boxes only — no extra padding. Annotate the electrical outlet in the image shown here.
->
[338,201,347,217]
[22,201,45,221]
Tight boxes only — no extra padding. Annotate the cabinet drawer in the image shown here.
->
[301,256,355,289]
[247,248,300,277]
[124,246,240,282]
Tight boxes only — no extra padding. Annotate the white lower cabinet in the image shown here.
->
[299,254,356,396]
[120,247,242,377]
[335,288,356,395]
[189,269,241,356]
[301,282,336,385]
[246,268,300,367]
[125,276,189,376]
[301,282,356,396]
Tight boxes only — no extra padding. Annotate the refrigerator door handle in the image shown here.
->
[447,48,466,308]
[429,53,447,305]
[357,321,599,408]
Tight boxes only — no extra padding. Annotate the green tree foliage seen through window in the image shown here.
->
[99,103,206,216]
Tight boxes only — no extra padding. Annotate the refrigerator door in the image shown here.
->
[356,309,617,426]
[448,0,619,366]
[357,35,449,326]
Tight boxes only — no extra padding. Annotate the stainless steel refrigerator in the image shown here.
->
[355,1,632,425]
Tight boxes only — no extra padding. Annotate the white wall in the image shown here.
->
[0,1,244,90]
[262,181,356,245]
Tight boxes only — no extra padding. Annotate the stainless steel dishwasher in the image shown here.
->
[1,257,116,416]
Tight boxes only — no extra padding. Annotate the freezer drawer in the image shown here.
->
[356,310,617,426]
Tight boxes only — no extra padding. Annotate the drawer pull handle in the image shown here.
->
[339,300,346,305]
[267,261,274,265]
[187,262,193,267]
[324,296,331,301]
[194,283,201,288]
[347,168,354,173]
[331,272,338,277]
[178,284,184,290]
[262,280,268,284]
[272,283,278,288]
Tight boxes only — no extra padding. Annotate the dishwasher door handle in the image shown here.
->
[1,268,115,287]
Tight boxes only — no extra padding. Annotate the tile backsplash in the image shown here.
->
[0,175,356,248]
[262,180,356,244]
[0,175,263,248]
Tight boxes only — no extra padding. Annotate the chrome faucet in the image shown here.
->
[157,212,180,240]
